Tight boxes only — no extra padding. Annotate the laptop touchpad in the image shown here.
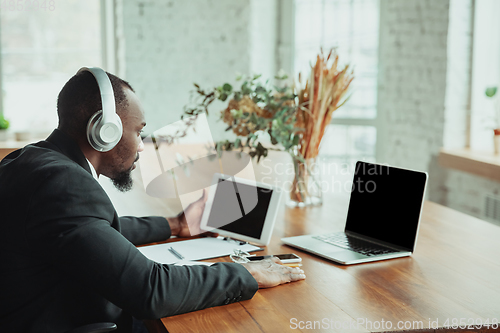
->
[327,250,367,261]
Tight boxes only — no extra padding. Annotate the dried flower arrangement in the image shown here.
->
[289,49,353,204]
[296,50,354,160]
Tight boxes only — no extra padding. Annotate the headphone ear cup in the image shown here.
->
[87,110,122,152]
[78,67,123,152]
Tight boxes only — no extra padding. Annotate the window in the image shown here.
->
[0,0,103,136]
[293,0,380,164]
[469,0,500,151]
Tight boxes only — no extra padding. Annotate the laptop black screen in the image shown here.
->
[345,162,427,251]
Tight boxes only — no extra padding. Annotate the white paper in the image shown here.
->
[138,236,262,264]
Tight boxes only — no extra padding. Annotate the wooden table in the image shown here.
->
[149,197,500,333]
[0,141,22,160]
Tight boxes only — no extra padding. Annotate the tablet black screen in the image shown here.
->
[206,178,273,239]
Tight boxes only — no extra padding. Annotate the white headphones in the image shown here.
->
[77,67,123,152]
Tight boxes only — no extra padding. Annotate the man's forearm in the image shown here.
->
[119,216,172,245]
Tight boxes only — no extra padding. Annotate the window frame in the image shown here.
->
[100,0,117,74]
[280,0,381,163]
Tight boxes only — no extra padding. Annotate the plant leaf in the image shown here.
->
[486,87,497,98]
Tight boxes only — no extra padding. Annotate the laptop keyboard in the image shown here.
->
[313,233,398,256]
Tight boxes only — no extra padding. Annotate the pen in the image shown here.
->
[223,237,248,245]
[169,247,185,260]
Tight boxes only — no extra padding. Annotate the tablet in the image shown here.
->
[200,173,283,246]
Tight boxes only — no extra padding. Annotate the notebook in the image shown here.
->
[281,161,428,265]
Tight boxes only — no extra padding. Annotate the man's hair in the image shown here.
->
[57,70,134,141]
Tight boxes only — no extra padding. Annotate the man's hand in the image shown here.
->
[167,189,209,238]
[241,257,306,288]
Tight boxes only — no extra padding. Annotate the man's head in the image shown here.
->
[57,70,146,192]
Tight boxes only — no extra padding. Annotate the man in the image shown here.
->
[0,69,305,333]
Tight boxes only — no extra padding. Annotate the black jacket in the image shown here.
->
[0,129,258,333]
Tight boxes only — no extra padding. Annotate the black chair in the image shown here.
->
[65,322,117,333]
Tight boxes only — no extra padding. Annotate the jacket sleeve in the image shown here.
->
[118,216,171,246]
[25,167,259,319]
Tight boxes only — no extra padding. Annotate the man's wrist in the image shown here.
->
[166,215,181,236]
[239,263,260,288]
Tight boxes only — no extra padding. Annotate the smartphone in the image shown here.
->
[274,253,302,264]
[246,253,302,264]
[246,255,273,261]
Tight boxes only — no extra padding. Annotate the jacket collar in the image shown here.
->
[45,129,92,175]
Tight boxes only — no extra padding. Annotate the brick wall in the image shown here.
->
[249,0,278,80]
[377,0,450,172]
[116,0,278,142]
[120,0,252,139]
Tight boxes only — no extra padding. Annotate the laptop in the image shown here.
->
[281,161,428,265]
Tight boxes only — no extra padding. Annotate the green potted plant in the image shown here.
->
[485,86,499,153]
[0,113,9,141]
[164,49,353,207]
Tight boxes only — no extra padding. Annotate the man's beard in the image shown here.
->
[111,155,139,192]
[111,168,133,192]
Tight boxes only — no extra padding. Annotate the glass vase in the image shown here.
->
[287,156,323,208]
